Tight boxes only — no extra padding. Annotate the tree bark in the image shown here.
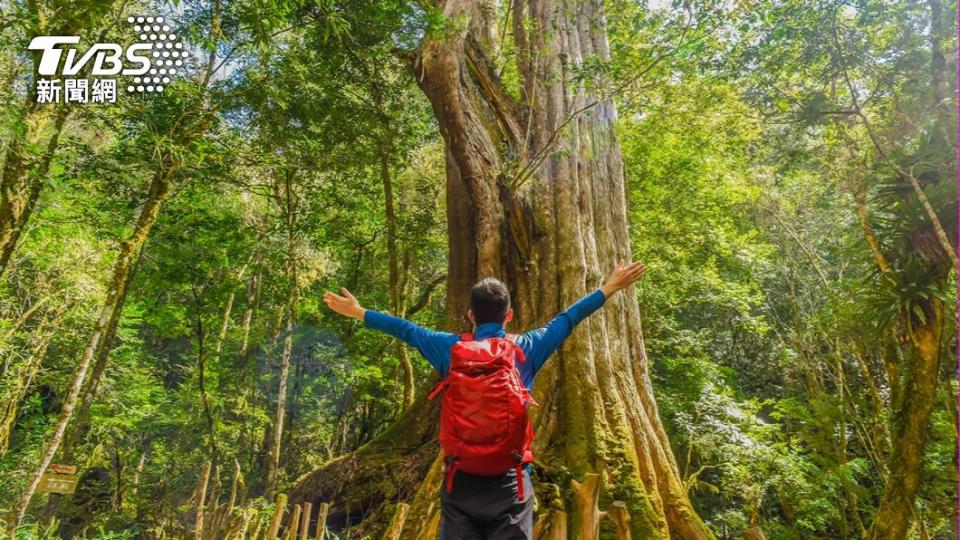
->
[866,299,944,540]
[407,0,712,536]
[195,460,213,540]
[382,502,410,540]
[59,246,146,467]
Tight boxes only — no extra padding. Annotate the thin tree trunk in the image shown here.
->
[195,460,213,540]
[194,284,218,457]
[0,309,62,454]
[378,138,415,410]
[112,442,124,510]
[866,299,944,540]
[132,449,148,496]
[266,172,299,500]
[61,246,145,464]
[0,104,70,275]
[266,308,294,500]
[227,458,243,521]
[205,465,222,540]
[216,291,236,356]
[851,183,892,275]
[9,162,174,531]
[382,503,410,540]
[0,292,55,363]
[905,172,957,268]
[237,271,260,468]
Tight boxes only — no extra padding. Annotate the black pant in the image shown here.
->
[439,467,534,539]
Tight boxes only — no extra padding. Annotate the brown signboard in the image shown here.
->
[49,463,77,475]
[37,472,78,494]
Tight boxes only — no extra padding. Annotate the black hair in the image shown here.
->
[470,277,511,325]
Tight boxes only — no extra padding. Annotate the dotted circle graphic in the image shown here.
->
[125,15,189,93]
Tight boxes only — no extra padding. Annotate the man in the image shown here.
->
[323,260,646,539]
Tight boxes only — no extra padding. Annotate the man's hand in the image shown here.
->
[600,259,646,298]
[323,288,366,321]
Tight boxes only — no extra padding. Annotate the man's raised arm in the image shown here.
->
[520,260,647,372]
[323,288,457,374]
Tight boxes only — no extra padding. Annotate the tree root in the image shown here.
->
[289,394,439,536]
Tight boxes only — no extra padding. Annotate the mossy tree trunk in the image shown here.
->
[866,298,946,540]
[0,104,70,275]
[9,159,177,530]
[405,0,713,536]
[296,0,712,537]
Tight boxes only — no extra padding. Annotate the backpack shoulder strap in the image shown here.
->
[503,333,526,363]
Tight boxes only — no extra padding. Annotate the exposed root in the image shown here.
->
[290,394,439,536]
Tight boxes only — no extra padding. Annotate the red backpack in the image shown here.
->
[428,333,537,499]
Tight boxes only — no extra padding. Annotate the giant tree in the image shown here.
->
[294,0,713,536]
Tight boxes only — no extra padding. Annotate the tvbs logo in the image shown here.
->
[28,15,188,104]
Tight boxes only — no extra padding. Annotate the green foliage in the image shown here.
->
[0,0,954,537]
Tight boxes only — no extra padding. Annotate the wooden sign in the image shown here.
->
[37,473,78,494]
[49,463,76,475]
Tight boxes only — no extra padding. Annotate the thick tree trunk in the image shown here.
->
[294,0,710,537]
[407,0,712,536]
[9,163,174,530]
[866,300,944,540]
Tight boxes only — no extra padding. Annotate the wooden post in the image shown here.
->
[285,504,302,540]
[314,502,329,540]
[266,493,287,539]
[194,460,213,540]
[609,501,632,540]
[382,502,410,540]
[299,502,312,540]
[541,509,568,540]
[571,474,602,540]
[742,526,767,540]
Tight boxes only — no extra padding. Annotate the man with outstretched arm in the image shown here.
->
[323,260,646,539]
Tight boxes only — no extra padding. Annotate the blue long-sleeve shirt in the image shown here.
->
[363,289,607,389]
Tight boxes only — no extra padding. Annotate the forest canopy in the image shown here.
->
[0,0,956,538]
